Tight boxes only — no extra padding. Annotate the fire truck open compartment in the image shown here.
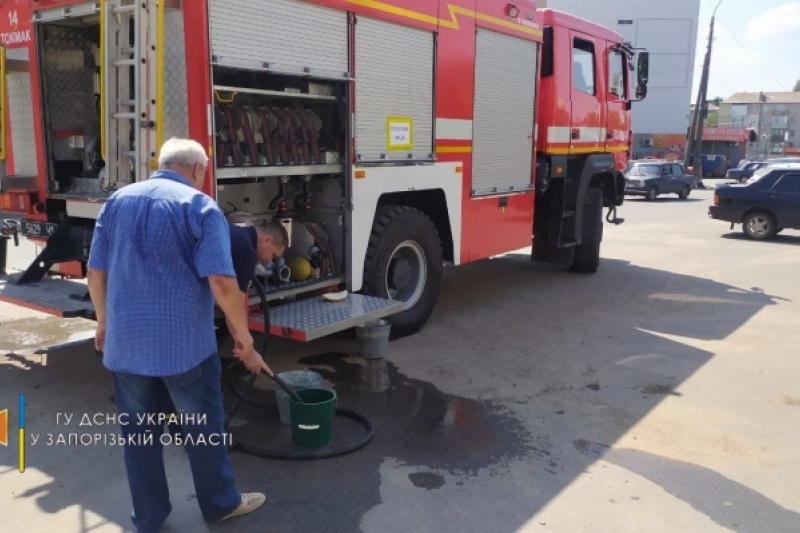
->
[210,65,349,300]
[35,16,104,199]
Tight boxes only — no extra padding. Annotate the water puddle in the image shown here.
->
[296,352,537,475]
[224,352,538,476]
[0,316,96,353]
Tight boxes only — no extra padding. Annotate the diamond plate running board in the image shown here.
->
[0,273,95,318]
[249,294,404,342]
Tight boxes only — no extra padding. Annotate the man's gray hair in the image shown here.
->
[158,138,209,169]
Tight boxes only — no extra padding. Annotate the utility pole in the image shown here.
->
[756,91,767,159]
[685,0,723,187]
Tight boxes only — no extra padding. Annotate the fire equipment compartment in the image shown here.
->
[35,15,104,198]
[211,66,347,177]
[210,64,350,301]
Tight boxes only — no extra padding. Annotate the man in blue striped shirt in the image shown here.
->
[87,138,269,531]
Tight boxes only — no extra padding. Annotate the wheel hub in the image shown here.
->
[748,217,769,236]
[390,258,413,290]
[384,241,427,309]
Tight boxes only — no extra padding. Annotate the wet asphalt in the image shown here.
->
[1,186,799,532]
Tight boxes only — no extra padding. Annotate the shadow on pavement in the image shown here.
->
[720,233,800,246]
[574,439,800,532]
[625,197,705,203]
[0,256,790,532]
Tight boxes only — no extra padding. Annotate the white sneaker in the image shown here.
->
[219,492,266,521]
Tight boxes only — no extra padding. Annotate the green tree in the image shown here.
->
[794,79,800,92]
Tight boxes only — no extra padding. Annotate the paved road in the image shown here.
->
[1,187,798,532]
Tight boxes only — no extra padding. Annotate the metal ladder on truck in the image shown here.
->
[10,1,163,289]
[101,0,161,190]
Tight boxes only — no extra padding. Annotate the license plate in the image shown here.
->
[21,220,59,238]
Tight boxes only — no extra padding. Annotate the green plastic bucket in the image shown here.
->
[290,388,337,448]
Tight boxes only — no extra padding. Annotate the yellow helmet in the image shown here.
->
[288,256,313,281]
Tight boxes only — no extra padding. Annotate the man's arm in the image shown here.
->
[87,268,108,322]
[86,204,110,352]
[196,206,271,375]
[87,268,108,352]
[209,276,272,375]
[209,275,252,353]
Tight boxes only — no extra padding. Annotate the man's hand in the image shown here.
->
[231,330,255,360]
[95,321,106,352]
[241,351,273,376]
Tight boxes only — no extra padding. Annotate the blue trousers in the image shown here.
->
[112,354,240,532]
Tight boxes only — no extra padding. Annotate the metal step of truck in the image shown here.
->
[0,273,402,342]
[0,273,95,318]
[249,294,404,342]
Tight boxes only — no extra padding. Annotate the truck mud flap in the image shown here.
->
[0,273,95,319]
[249,294,404,342]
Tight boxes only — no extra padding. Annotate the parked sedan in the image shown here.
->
[726,161,767,184]
[625,162,696,201]
[709,163,800,240]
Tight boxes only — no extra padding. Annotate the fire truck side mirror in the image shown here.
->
[637,51,649,86]
[635,84,647,101]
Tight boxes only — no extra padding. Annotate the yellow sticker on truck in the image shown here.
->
[386,116,413,151]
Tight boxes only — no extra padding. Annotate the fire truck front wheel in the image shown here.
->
[363,206,443,338]
[571,187,604,273]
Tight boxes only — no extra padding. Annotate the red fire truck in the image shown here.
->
[0,0,648,340]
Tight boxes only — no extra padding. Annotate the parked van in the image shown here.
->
[701,154,728,178]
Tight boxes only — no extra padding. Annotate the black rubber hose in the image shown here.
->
[223,276,375,460]
[224,369,375,460]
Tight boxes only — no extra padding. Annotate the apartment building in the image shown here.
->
[717,92,800,159]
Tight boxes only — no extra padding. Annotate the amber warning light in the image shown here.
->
[0,408,7,446]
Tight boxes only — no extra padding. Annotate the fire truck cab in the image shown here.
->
[0,0,648,341]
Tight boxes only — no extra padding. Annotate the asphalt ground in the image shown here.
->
[1,185,798,532]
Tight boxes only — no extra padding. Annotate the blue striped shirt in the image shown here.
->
[87,170,236,376]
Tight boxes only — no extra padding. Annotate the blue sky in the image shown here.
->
[695,0,800,98]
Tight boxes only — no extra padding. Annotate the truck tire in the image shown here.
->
[362,206,443,338]
[571,187,603,273]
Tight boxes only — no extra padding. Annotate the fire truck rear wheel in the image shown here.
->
[363,206,443,338]
[571,187,603,273]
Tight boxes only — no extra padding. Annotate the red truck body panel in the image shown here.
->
[1,0,634,263]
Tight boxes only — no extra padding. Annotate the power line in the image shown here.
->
[714,16,792,91]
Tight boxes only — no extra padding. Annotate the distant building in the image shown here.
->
[689,102,720,128]
[539,0,701,160]
[717,92,800,160]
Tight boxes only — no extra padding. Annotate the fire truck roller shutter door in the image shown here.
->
[5,48,37,177]
[472,29,537,196]
[161,3,189,142]
[208,0,348,80]
[354,16,434,162]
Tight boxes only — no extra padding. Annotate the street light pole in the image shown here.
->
[685,0,723,186]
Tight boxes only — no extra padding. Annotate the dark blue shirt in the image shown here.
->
[229,224,257,292]
[87,170,236,376]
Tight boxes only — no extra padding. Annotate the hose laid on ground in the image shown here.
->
[223,276,375,460]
